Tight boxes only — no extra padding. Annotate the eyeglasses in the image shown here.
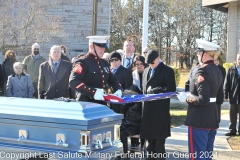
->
[135,63,143,66]
[143,52,147,54]
[110,58,119,62]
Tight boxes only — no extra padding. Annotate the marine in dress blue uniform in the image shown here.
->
[184,39,224,160]
[69,36,122,104]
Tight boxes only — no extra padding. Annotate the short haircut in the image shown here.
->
[132,55,146,70]
[50,45,61,53]
[32,43,40,50]
[13,62,24,69]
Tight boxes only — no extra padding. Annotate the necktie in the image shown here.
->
[150,69,155,78]
[112,68,117,74]
[126,58,131,68]
[54,62,58,73]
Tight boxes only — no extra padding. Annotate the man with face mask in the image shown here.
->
[22,43,46,98]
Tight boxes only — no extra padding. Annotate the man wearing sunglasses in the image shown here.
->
[184,39,223,160]
[108,51,133,113]
[141,50,176,159]
[69,36,122,104]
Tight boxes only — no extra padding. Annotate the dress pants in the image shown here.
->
[216,103,221,123]
[229,104,240,134]
[188,126,216,160]
[146,139,166,160]
[33,81,38,98]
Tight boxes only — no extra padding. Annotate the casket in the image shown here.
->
[0,97,123,160]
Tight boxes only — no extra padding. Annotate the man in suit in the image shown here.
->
[109,51,133,112]
[141,50,176,160]
[38,45,72,99]
[122,39,136,70]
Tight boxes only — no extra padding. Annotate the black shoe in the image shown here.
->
[225,132,236,136]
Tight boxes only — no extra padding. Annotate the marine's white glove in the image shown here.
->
[113,89,122,98]
[94,88,105,100]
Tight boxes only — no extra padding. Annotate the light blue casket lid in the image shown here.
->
[0,97,123,126]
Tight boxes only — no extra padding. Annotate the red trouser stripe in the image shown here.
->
[189,126,194,160]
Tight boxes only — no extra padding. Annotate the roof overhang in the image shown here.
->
[203,2,229,13]
[202,0,238,13]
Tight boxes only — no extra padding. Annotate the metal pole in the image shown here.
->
[92,0,98,35]
[142,0,149,54]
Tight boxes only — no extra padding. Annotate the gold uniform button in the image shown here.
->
[103,85,105,88]
[95,57,97,59]
[93,90,95,92]
[84,86,86,88]
[99,66,101,68]
[102,75,104,78]
[103,80,104,83]
[88,88,90,90]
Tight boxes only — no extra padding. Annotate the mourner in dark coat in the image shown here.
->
[2,50,17,95]
[60,45,71,62]
[214,55,226,123]
[141,50,176,159]
[38,45,72,99]
[224,53,240,136]
[119,85,142,157]
[185,39,223,159]
[109,51,133,113]
[0,64,4,95]
[69,36,122,105]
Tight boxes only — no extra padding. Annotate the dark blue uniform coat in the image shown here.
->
[69,53,122,103]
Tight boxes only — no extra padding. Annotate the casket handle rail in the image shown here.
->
[0,136,69,147]
[0,131,69,148]
[18,138,69,148]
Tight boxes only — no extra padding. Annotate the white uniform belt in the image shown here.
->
[210,98,216,102]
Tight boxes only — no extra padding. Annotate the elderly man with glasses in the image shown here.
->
[140,50,176,160]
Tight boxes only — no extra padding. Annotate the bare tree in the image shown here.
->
[0,0,64,50]
[110,0,228,65]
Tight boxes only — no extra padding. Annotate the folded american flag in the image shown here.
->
[105,92,178,104]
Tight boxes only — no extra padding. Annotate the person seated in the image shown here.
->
[119,85,143,159]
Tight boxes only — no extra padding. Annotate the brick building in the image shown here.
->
[203,0,239,62]
[0,0,111,62]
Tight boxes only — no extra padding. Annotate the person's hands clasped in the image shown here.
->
[186,94,198,103]
[93,88,105,100]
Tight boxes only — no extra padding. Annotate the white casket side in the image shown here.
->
[0,97,123,159]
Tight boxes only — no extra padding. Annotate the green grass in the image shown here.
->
[170,103,229,128]
[170,103,188,127]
